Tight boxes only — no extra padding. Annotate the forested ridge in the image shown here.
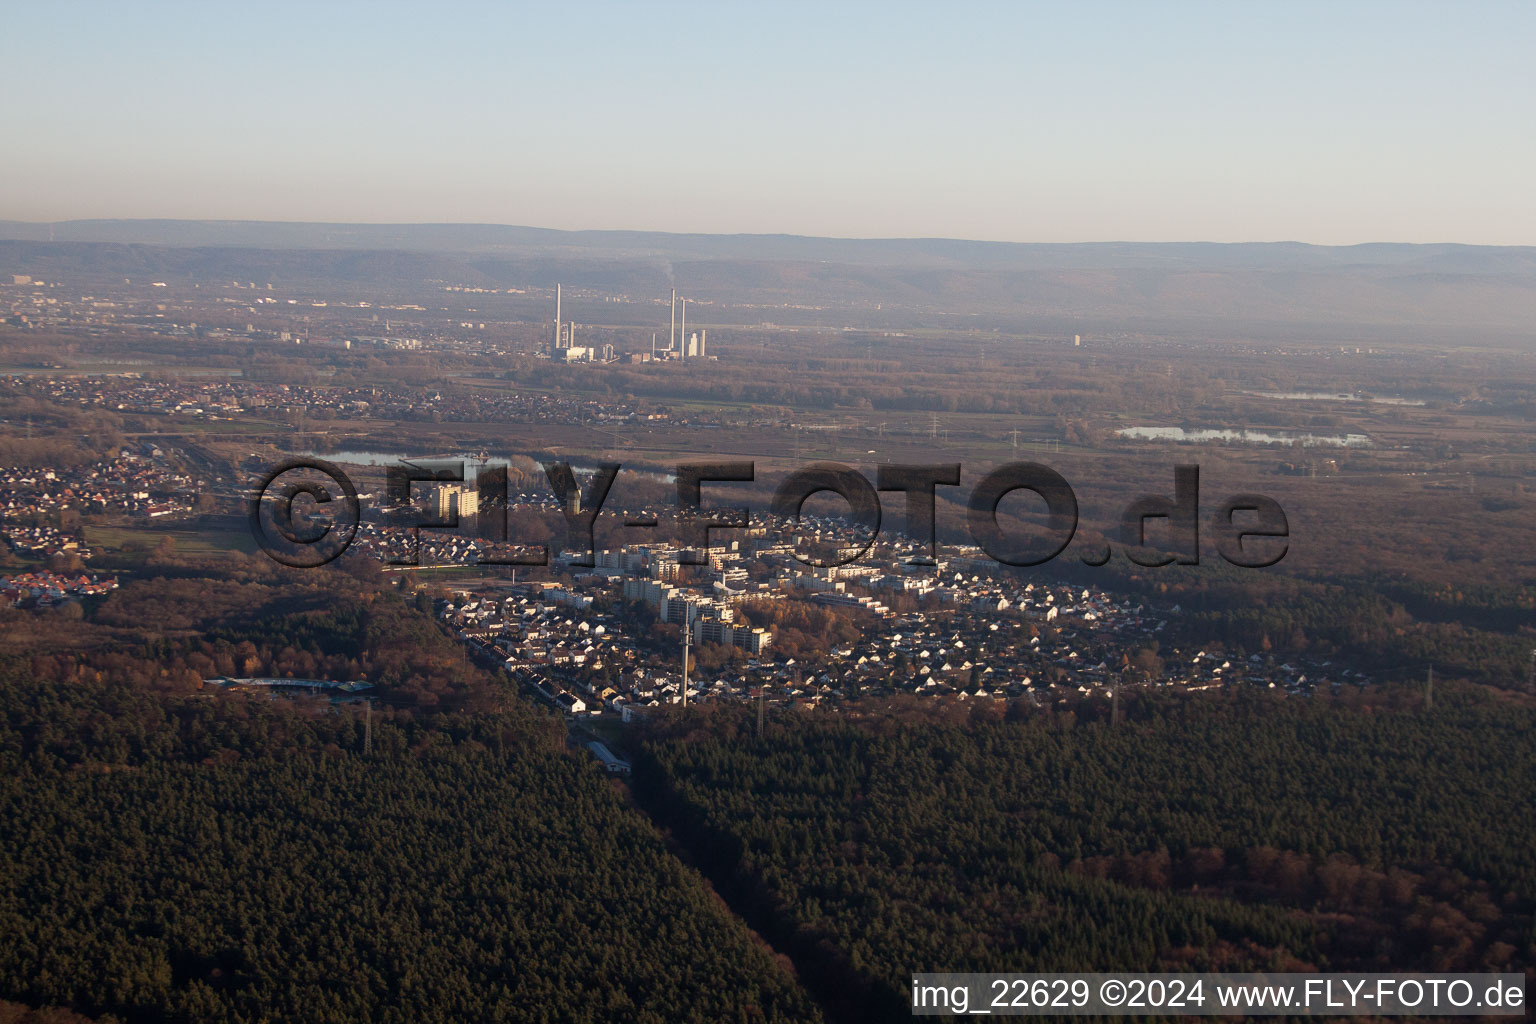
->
[0,671,822,1024]
[635,690,1536,1021]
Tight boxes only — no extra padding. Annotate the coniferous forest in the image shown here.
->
[634,693,1536,1021]
[0,672,822,1024]
[2,574,1534,1023]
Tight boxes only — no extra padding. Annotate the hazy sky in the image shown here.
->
[2,1,1532,244]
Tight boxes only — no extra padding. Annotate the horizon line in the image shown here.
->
[0,217,1532,251]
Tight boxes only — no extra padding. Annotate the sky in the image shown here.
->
[1,1,1533,245]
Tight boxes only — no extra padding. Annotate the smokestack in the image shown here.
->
[651,332,657,359]
[554,284,563,348]
[669,288,676,354]
[700,329,706,358]
[680,298,687,362]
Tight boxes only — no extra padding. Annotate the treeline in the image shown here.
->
[632,689,1536,1021]
[0,666,556,773]
[0,672,822,1024]
[31,570,498,708]
[0,1000,117,1024]
[945,554,1536,692]
[518,365,1158,418]
[1168,579,1534,689]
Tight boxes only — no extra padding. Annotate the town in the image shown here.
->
[363,488,1362,726]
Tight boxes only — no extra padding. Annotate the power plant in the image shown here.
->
[667,292,706,360]
[547,285,711,364]
[549,284,612,363]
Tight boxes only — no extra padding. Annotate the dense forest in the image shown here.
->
[0,672,822,1024]
[634,690,1536,1021]
[3,566,504,710]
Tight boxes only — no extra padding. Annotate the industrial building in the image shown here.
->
[548,284,613,363]
[547,285,715,364]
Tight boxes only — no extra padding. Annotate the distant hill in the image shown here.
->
[5,219,1536,271]
[1,219,1534,331]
